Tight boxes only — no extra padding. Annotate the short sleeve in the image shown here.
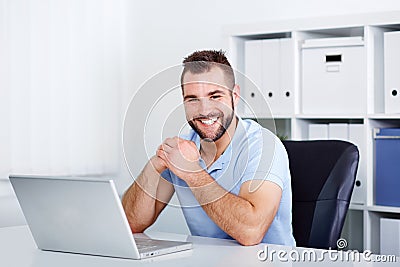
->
[239,129,288,191]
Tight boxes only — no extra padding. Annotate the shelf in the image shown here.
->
[268,114,294,119]
[349,204,366,211]
[241,114,294,119]
[368,205,400,213]
[348,204,400,213]
[295,114,365,119]
[368,114,400,119]
[228,12,400,254]
[247,114,396,120]
[224,11,400,37]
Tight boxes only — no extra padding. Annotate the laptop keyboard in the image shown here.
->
[135,239,158,250]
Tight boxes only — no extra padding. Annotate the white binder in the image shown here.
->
[348,124,366,204]
[244,40,266,116]
[384,31,400,114]
[328,123,348,140]
[308,124,328,140]
[380,218,400,256]
[243,38,295,117]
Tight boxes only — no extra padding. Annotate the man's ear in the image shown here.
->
[232,84,240,106]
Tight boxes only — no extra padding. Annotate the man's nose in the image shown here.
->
[198,98,213,114]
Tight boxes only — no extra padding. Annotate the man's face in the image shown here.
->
[182,67,237,142]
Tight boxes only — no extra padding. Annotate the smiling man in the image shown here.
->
[122,50,296,246]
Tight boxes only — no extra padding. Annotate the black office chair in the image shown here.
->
[282,140,359,249]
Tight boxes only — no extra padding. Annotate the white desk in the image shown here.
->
[0,225,398,266]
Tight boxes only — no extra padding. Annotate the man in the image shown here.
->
[122,50,296,246]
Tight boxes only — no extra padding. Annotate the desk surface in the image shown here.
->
[0,226,398,267]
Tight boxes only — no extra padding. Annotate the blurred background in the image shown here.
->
[1,0,400,232]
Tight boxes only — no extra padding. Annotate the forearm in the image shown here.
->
[156,136,279,245]
[122,161,161,232]
[187,171,268,245]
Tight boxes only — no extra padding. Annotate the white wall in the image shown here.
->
[0,0,127,180]
[0,0,129,226]
[2,0,400,230]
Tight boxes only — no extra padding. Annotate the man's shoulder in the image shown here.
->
[239,118,289,168]
[240,118,281,146]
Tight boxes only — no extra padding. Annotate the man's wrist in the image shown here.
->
[148,156,167,174]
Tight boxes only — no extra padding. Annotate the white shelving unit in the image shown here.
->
[224,11,400,254]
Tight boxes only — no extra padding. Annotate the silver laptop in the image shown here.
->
[9,175,192,259]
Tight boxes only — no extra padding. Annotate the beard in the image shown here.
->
[188,108,235,142]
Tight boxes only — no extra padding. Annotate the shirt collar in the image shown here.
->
[194,116,246,172]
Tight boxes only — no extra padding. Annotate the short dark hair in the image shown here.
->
[180,50,235,90]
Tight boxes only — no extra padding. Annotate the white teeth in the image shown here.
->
[200,118,217,125]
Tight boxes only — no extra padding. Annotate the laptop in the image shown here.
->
[9,175,192,259]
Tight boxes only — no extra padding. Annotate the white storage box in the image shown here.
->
[384,31,400,114]
[380,218,400,256]
[301,37,366,115]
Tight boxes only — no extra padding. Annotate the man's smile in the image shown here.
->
[198,117,219,126]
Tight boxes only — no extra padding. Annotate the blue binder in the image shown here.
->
[375,128,400,207]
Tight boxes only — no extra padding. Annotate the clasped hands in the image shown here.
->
[152,137,204,181]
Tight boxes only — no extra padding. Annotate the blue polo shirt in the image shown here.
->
[161,118,296,246]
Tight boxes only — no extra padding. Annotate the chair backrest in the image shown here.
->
[282,140,359,249]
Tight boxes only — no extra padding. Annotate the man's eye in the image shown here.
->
[186,98,199,102]
[211,95,222,99]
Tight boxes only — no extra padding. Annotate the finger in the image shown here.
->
[157,141,172,153]
[156,154,167,165]
[157,150,168,163]
[157,147,167,157]
[188,140,197,146]
[175,137,189,146]
[158,153,171,170]
[163,137,178,148]
[160,143,172,153]
[156,145,168,157]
